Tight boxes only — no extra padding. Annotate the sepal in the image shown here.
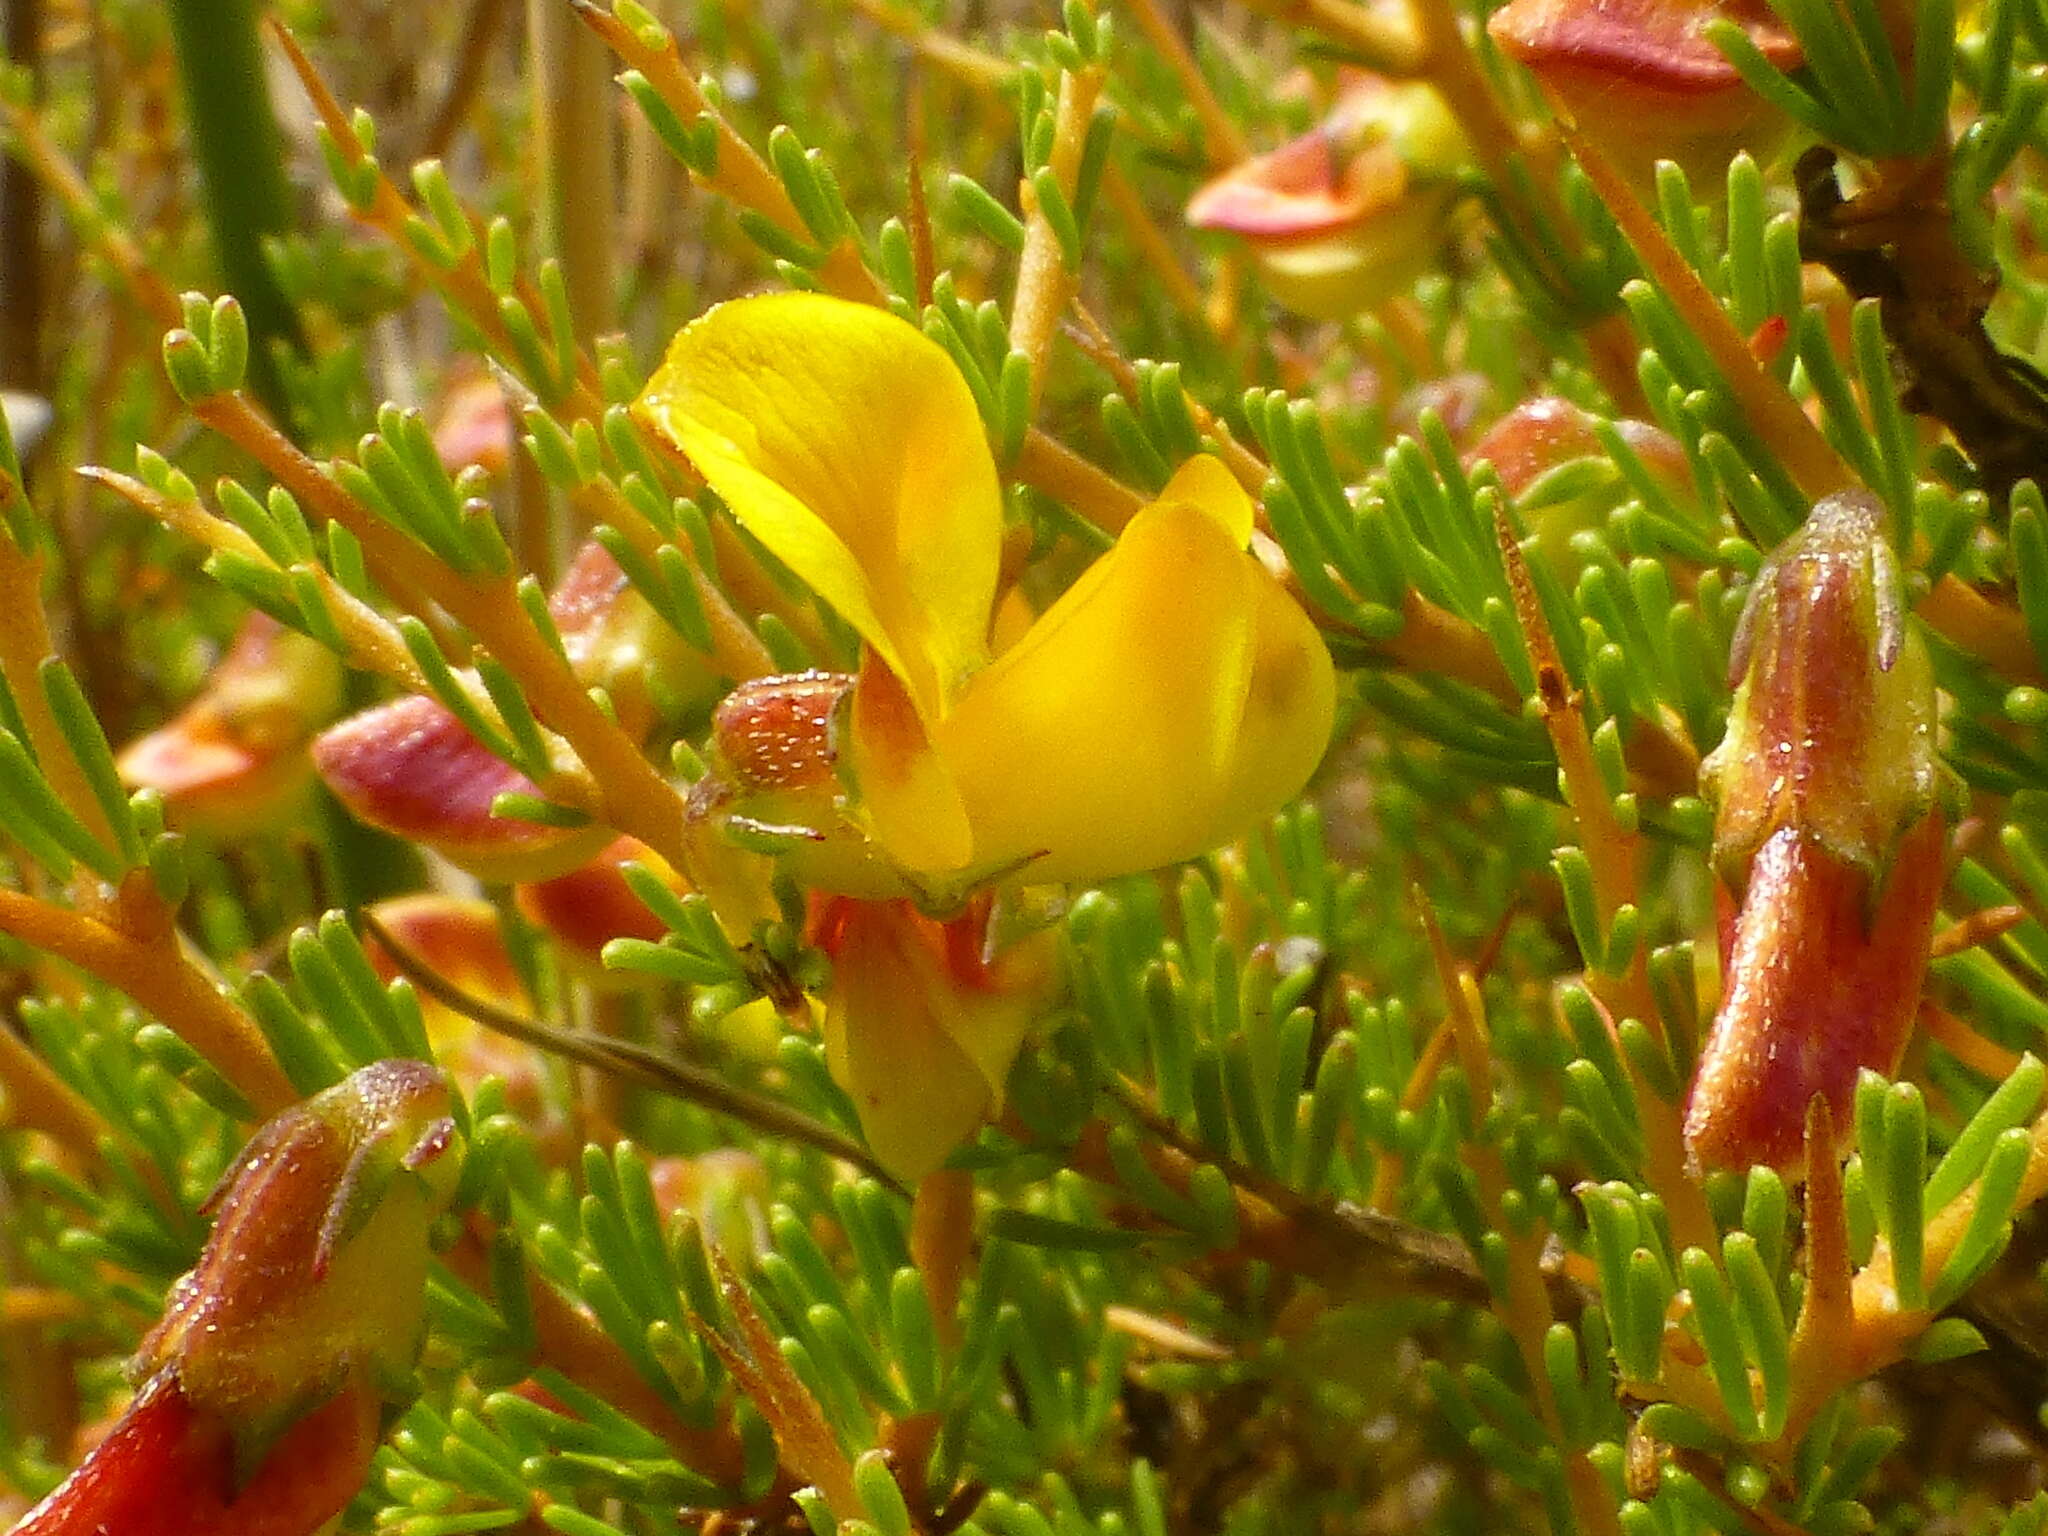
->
[1702,490,1939,885]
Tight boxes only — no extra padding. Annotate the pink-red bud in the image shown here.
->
[14,1062,462,1535]
[117,614,344,839]
[1488,0,1800,191]
[1684,493,1947,1172]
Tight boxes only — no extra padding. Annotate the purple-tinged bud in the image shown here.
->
[312,694,611,881]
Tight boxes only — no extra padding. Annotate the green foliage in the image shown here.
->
[6,0,2048,1533]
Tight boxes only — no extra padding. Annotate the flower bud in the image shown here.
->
[1487,0,1800,191]
[15,1061,462,1535]
[118,614,345,840]
[1187,76,1469,320]
[1684,493,1946,1172]
[315,541,717,880]
[1701,491,1938,883]
[312,693,611,881]
[1467,396,1694,572]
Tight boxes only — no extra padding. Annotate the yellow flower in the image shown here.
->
[635,292,1337,896]
[808,894,1057,1181]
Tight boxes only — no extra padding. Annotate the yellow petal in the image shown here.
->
[950,926,1060,1100]
[933,489,1260,884]
[846,653,975,875]
[820,902,1001,1181]
[913,456,1333,885]
[1202,562,1339,846]
[1158,451,1256,544]
[634,293,999,717]
[826,997,986,1183]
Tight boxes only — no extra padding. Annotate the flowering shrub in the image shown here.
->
[2,0,2048,1532]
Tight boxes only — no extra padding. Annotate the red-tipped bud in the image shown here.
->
[1684,492,1947,1172]
[1467,396,1694,569]
[1489,0,1800,190]
[140,1061,461,1420]
[117,615,345,839]
[312,695,611,881]
[362,895,524,1006]
[1469,396,1689,502]
[16,1062,461,1535]
[1187,77,1469,320]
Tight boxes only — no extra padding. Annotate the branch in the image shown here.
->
[0,889,293,1116]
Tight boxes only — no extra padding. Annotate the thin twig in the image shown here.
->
[363,911,904,1190]
[416,0,511,161]
[1064,1105,1592,1317]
